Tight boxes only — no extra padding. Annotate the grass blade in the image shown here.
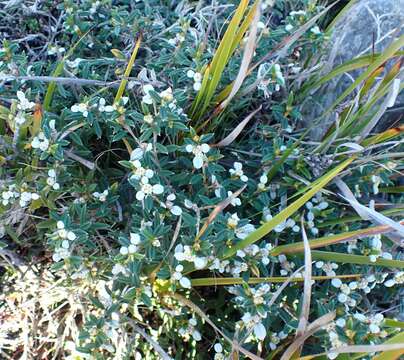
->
[212,106,261,147]
[321,35,404,120]
[114,36,142,104]
[372,332,404,360]
[271,221,404,256]
[295,220,312,339]
[216,0,260,112]
[310,251,404,269]
[190,274,360,287]
[43,29,92,111]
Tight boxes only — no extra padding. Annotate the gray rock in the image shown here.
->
[301,0,404,140]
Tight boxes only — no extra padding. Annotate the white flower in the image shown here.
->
[15,112,26,125]
[130,161,154,182]
[71,103,89,117]
[186,67,203,91]
[174,245,194,263]
[227,213,240,228]
[130,233,141,245]
[112,264,126,275]
[229,162,248,182]
[258,174,268,190]
[235,223,255,239]
[384,271,404,287]
[185,143,210,169]
[16,91,35,111]
[31,132,49,152]
[98,98,115,112]
[143,114,154,124]
[93,190,109,202]
[159,87,173,102]
[315,261,338,276]
[142,84,155,104]
[136,182,164,201]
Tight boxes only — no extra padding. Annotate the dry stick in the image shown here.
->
[280,312,336,360]
[295,220,312,338]
[126,318,172,360]
[2,75,165,88]
[64,149,95,170]
[332,343,404,355]
[171,293,264,360]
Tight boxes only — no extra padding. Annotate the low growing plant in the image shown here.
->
[0,1,403,359]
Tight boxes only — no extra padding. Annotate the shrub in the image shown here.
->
[0,1,403,359]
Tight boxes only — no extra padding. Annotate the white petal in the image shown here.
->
[384,279,395,287]
[67,231,76,241]
[120,247,129,255]
[170,205,182,216]
[214,343,223,353]
[200,143,210,153]
[179,276,191,289]
[136,191,145,201]
[145,169,154,178]
[193,156,203,169]
[143,84,154,94]
[167,194,176,201]
[130,233,141,244]
[130,148,144,161]
[254,323,266,340]
[152,184,164,195]
[192,330,201,341]
[185,144,194,153]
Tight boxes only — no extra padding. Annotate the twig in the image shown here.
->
[64,149,95,170]
[126,318,172,360]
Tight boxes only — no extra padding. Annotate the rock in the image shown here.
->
[301,0,404,140]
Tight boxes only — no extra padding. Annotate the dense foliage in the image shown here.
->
[0,1,403,359]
